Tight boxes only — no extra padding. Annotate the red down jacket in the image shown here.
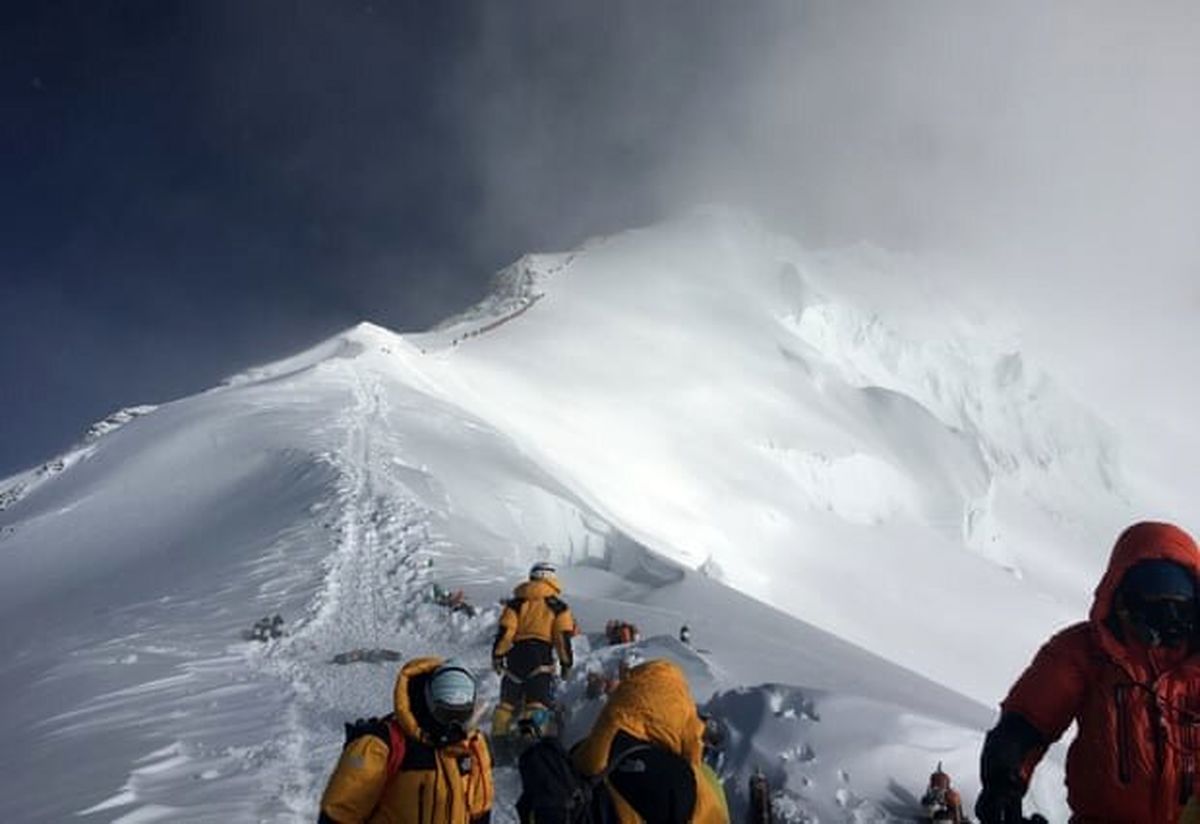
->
[1002,521,1200,823]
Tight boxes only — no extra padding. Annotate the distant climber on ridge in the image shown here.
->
[920,763,965,823]
[431,583,478,617]
[491,561,577,740]
[605,619,639,645]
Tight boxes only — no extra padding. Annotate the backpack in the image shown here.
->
[515,737,650,824]
[343,716,407,780]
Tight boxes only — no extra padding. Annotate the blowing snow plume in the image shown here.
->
[460,2,1200,513]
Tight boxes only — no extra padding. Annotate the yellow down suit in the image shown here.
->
[319,657,493,824]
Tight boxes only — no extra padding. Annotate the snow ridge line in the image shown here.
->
[448,292,545,348]
[267,366,387,815]
[0,405,157,514]
[247,362,541,821]
[259,365,440,818]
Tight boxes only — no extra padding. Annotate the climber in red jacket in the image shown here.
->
[977,521,1200,823]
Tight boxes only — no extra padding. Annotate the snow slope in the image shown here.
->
[411,209,1137,703]
[0,210,1143,821]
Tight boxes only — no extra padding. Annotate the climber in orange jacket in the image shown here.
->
[977,521,1200,824]
[490,561,576,737]
[319,657,493,823]
[921,763,964,823]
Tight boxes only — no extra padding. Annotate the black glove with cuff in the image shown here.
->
[976,712,1046,824]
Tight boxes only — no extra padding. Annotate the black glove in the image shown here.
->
[559,663,572,680]
[975,778,1025,824]
[976,712,1045,824]
[492,657,505,675]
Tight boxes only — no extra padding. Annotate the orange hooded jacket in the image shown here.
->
[1002,521,1200,823]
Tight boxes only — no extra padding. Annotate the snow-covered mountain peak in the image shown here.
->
[399,211,1127,588]
[218,320,407,390]
[433,252,576,332]
[1,211,1126,822]
[10,212,1130,693]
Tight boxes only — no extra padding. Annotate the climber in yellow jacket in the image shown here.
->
[573,658,730,823]
[491,561,576,737]
[319,657,494,824]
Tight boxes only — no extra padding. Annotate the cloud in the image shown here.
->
[456,3,1197,288]
[449,1,1200,514]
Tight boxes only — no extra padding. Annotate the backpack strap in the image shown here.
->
[341,716,407,780]
[385,719,407,779]
[545,596,569,615]
[343,716,392,748]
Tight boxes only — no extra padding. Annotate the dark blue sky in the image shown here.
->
[1,2,778,474]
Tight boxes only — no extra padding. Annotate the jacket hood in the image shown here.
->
[393,656,444,741]
[514,578,561,599]
[573,658,705,774]
[1090,523,1200,624]
[1089,522,1200,665]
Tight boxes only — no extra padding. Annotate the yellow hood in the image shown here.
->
[392,656,443,742]
[574,659,705,774]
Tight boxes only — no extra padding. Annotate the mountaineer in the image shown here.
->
[977,522,1200,824]
[571,658,729,822]
[318,657,493,823]
[490,561,577,739]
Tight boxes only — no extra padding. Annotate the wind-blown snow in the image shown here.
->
[0,210,1140,821]
[402,210,1134,701]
